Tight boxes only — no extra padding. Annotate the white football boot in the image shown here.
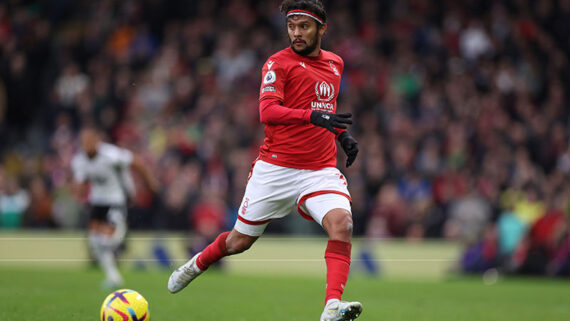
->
[320,299,363,321]
[168,252,203,293]
[101,277,123,290]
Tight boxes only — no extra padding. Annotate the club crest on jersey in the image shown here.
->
[329,61,340,76]
[314,81,335,102]
[263,70,276,84]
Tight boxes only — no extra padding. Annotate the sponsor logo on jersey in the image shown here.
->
[311,81,335,112]
[311,101,335,112]
[315,81,335,102]
[329,61,340,76]
[263,70,276,84]
[299,62,306,68]
[261,86,275,93]
[267,60,274,70]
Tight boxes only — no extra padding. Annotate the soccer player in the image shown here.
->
[72,127,158,288]
[168,1,362,320]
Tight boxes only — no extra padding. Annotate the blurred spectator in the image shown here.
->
[444,182,492,242]
[460,20,494,62]
[510,188,568,275]
[460,224,498,273]
[55,63,90,108]
[188,191,227,258]
[0,176,29,229]
[513,183,545,226]
[27,176,54,228]
[497,205,526,259]
[51,182,82,229]
[367,183,408,238]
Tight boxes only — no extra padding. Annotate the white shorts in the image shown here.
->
[234,160,352,236]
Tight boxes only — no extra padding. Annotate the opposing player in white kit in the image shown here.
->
[72,127,158,288]
[169,1,362,320]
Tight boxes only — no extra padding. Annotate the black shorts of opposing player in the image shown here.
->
[88,205,125,224]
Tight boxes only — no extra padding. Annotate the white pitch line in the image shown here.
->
[0,258,455,262]
[0,238,189,241]
[229,258,455,262]
[0,237,396,241]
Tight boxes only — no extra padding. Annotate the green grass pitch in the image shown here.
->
[0,266,569,321]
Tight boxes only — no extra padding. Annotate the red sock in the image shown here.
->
[196,231,230,271]
[324,240,352,304]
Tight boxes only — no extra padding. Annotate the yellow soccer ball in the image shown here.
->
[100,289,150,321]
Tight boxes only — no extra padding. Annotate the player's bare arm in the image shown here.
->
[130,154,159,195]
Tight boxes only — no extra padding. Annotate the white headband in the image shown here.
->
[286,10,324,25]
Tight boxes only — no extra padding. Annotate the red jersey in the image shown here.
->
[258,47,344,170]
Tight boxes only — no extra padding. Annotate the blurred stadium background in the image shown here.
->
[0,0,570,320]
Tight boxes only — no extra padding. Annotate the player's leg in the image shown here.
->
[100,207,127,286]
[96,221,124,288]
[88,206,126,288]
[197,229,259,267]
[168,203,273,293]
[322,207,353,301]
[301,193,362,321]
[321,207,362,321]
[87,219,101,264]
[168,228,261,293]
[169,160,297,293]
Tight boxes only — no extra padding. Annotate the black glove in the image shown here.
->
[338,131,359,167]
[310,111,353,135]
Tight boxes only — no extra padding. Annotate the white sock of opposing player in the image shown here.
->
[89,233,123,285]
[98,246,123,285]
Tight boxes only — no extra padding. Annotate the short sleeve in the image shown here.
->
[259,58,286,101]
[102,144,133,167]
[116,148,133,167]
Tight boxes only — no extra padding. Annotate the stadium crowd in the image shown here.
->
[0,0,569,275]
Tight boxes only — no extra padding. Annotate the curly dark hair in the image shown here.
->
[279,0,327,25]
